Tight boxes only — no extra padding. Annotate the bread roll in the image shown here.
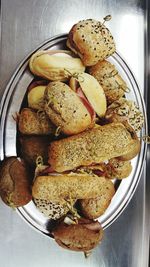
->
[0,157,32,207]
[32,174,113,201]
[29,50,85,81]
[53,219,103,251]
[44,81,93,135]
[67,19,115,66]
[88,60,127,104]
[69,73,107,117]
[48,123,140,172]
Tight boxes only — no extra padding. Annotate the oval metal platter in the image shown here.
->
[0,34,147,236]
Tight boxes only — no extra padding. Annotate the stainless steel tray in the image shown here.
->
[0,34,147,236]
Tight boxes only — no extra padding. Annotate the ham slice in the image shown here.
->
[76,87,96,121]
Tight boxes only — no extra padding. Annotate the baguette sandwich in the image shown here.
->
[29,50,85,81]
[48,122,140,172]
[32,173,114,201]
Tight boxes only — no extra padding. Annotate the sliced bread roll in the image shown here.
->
[32,174,114,201]
[29,50,85,81]
[44,81,93,135]
[67,19,115,66]
[48,123,140,172]
[53,219,103,251]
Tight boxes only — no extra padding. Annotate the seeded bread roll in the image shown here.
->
[44,81,93,135]
[18,108,55,135]
[105,98,144,133]
[33,198,69,220]
[88,60,127,104]
[80,180,115,219]
[48,123,140,172]
[67,19,115,66]
[32,174,114,201]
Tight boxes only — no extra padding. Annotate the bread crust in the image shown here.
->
[0,157,32,207]
[18,108,55,135]
[32,174,113,201]
[80,180,115,219]
[44,81,92,135]
[29,50,85,81]
[53,221,103,251]
[67,19,115,66]
[48,123,140,172]
[105,97,144,133]
[107,159,132,179]
[88,60,126,104]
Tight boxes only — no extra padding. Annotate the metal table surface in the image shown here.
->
[0,0,149,267]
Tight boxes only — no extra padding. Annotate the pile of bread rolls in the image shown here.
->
[0,16,144,254]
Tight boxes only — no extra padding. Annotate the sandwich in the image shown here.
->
[52,219,103,252]
[32,173,114,201]
[48,122,140,172]
[32,167,113,251]
[78,158,132,180]
[88,60,127,104]
[69,72,106,117]
[67,18,116,66]
[44,81,95,135]
[29,50,85,81]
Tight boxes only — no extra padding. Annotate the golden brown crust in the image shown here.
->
[32,174,113,201]
[48,123,140,172]
[88,60,126,104]
[0,157,32,207]
[107,158,132,179]
[116,122,141,161]
[29,50,85,81]
[80,180,115,219]
[67,19,116,66]
[44,82,92,135]
[53,220,103,251]
[18,108,55,135]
